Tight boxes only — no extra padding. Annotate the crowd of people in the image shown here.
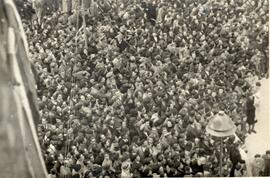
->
[19,0,269,177]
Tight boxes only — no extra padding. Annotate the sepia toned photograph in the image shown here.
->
[0,0,269,177]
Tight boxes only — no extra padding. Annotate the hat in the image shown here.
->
[185,166,191,174]
[167,121,173,128]
[92,165,102,176]
[266,150,270,154]
[130,56,136,61]
[106,71,113,78]
[122,161,130,170]
[198,157,206,165]
[73,164,81,172]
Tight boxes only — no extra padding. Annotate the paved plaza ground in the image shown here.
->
[246,78,270,158]
[244,78,270,176]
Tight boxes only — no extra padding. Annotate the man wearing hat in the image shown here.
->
[245,95,257,133]
[263,150,270,176]
[121,158,133,178]
[228,142,245,177]
[251,154,265,176]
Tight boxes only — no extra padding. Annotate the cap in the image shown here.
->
[167,121,173,128]
[256,82,261,87]
[122,162,130,170]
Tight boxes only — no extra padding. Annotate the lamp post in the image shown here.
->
[206,111,236,177]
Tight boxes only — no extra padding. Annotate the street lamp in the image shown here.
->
[206,111,236,177]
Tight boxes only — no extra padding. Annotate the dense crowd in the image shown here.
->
[20,0,269,177]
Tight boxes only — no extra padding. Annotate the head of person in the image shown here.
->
[254,154,261,160]
[266,150,270,159]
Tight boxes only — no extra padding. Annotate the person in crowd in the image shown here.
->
[245,95,257,133]
[251,154,265,176]
[263,150,270,176]
[121,158,132,178]
[253,82,261,113]
[228,142,245,177]
[234,161,247,177]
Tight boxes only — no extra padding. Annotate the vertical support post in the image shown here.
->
[82,0,88,49]
[75,0,80,53]
[219,137,223,177]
